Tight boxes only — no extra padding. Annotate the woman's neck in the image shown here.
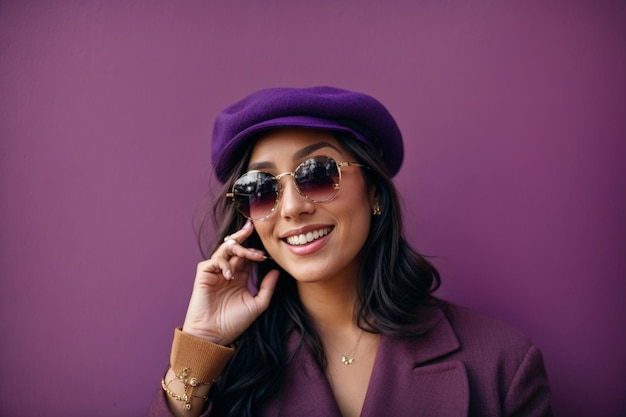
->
[297,276,359,331]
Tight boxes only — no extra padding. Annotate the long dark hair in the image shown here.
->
[195,131,441,416]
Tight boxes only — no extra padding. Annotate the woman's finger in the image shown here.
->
[199,221,266,283]
[254,269,279,310]
[227,219,254,242]
[219,221,266,261]
[198,257,233,281]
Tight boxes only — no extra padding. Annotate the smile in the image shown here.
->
[285,227,333,246]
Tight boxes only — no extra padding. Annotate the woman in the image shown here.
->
[149,86,552,417]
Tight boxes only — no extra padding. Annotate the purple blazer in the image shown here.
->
[148,303,552,416]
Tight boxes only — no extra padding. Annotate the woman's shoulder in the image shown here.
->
[417,300,540,379]
[424,301,552,415]
[405,299,536,364]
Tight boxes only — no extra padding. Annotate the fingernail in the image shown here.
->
[224,269,232,279]
[243,219,252,229]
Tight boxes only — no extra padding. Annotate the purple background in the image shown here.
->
[1,1,625,416]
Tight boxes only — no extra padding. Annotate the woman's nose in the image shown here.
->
[278,176,315,219]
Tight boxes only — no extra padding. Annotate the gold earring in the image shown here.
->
[372,204,382,216]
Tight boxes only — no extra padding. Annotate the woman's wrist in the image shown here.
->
[180,324,232,347]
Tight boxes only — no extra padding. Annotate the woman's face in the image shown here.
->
[247,128,376,285]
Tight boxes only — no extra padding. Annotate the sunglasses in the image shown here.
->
[226,155,368,220]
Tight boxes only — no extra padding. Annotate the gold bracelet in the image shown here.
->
[161,377,189,403]
[161,368,214,414]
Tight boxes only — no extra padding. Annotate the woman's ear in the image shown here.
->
[369,185,381,216]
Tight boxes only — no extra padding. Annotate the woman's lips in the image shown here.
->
[281,226,334,255]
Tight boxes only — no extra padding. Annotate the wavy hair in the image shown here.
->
[195,131,441,416]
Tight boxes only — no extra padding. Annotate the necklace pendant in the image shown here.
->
[341,356,354,365]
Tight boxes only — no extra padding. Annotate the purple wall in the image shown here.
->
[1,1,625,416]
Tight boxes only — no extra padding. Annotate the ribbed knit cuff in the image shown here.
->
[170,328,235,383]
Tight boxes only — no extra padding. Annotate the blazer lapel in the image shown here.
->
[361,305,470,417]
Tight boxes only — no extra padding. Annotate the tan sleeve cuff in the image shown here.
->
[170,327,235,383]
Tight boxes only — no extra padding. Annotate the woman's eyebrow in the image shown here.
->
[247,161,275,171]
[247,142,340,171]
[292,142,340,162]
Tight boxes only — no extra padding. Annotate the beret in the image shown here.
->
[211,86,404,183]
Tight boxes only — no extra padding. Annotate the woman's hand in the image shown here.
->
[181,220,279,345]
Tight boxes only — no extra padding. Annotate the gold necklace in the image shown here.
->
[340,330,364,365]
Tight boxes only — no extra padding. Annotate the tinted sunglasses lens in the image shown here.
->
[295,157,339,202]
[233,172,278,219]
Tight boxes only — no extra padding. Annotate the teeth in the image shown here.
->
[286,227,332,246]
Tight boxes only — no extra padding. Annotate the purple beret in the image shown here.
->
[211,86,404,183]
